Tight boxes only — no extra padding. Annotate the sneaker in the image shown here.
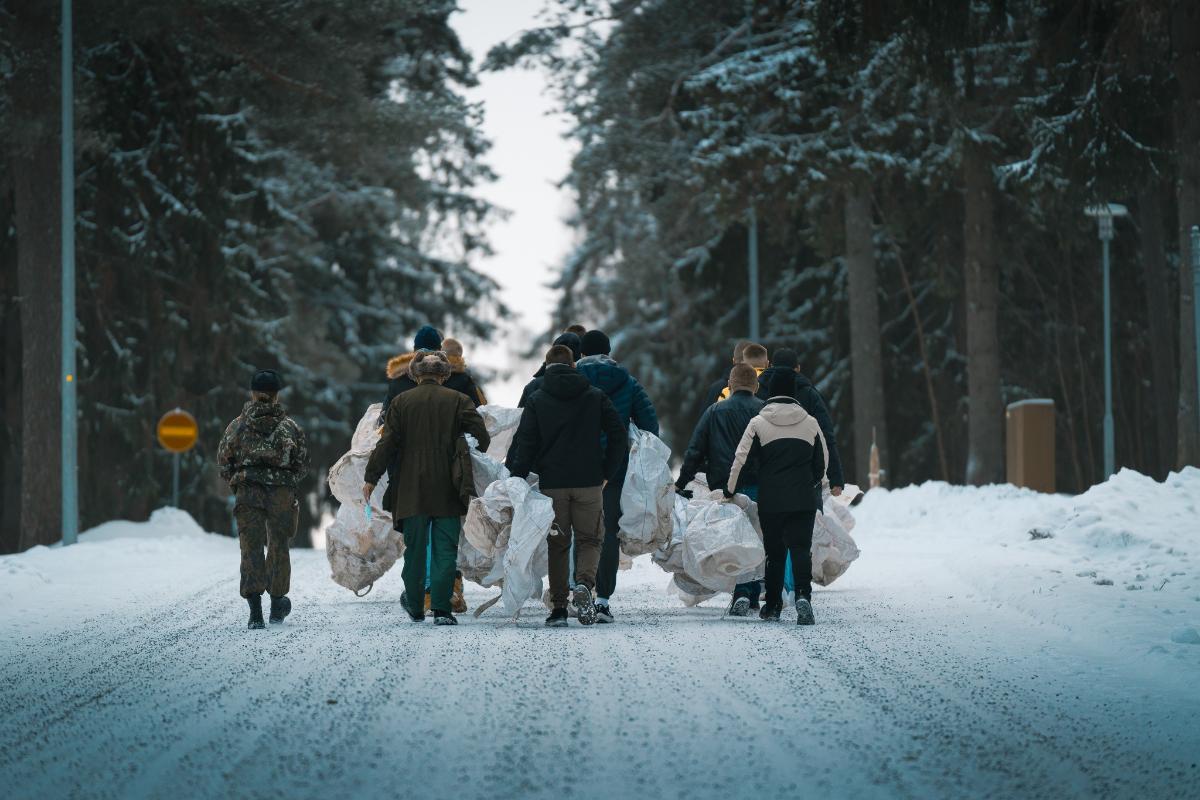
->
[572,584,597,626]
[268,595,291,624]
[759,603,781,622]
[399,591,425,622]
[451,572,468,614]
[748,597,761,610]
[433,610,458,626]
[729,596,751,617]
[594,603,615,624]
[247,595,266,630]
[545,608,569,627]
[795,597,815,626]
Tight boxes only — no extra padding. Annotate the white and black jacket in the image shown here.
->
[726,397,828,513]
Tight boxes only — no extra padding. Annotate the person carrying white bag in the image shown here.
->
[726,369,827,625]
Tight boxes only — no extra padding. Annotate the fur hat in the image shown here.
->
[411,350,452,380]
[581,329,611,357]
[413,325,442,352]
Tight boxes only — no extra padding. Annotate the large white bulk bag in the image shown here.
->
[811,485,862,586]
[325,502,404,595]
[681,493,765,592]
[619,424,675,556]
[477,405,523,464]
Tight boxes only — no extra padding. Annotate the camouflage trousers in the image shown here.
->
[234,483,298,598]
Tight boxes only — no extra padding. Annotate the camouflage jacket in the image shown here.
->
[217,400,309,490]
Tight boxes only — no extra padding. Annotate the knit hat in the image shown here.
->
[767,368,796,398]
[411,350,452,380]
[771,347,799,369]
[581,329,611,357]
[413,325,442,352]
[728,363,759,393]
[553,332,582,361]
[250,369,282,393]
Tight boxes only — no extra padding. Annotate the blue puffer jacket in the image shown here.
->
[576,355,659,439]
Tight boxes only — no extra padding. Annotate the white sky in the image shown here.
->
[453,0,576,406]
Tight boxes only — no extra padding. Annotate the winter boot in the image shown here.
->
[399,591,425,622]
[795,597,816,626]
[572,584,597,626]
[247,594,266,630]
[759,602,781,622]
[545,607,569,627]
[433,609,458,626]
[594,601,614,624]
[269,595,291,624]
[728,595,751,617]
[451,572,468,614]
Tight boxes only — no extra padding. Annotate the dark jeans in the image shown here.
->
[733,485,760,601]
[762,509,817,606]
[595,479,624,600]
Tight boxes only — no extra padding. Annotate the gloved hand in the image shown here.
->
[675,487,693,499]
[721,489,735,501]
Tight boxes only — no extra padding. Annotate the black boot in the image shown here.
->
[269,595,291,624]
[247,594,266,630]
[399,591,425,622]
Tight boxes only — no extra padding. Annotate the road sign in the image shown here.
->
[157,409,198,453]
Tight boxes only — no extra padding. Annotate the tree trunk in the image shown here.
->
[1137,179,1177,478]
[10,0,64,550]
[962,144,1004,485]
[843,176,889,486]
[0,179,22,554]
[1175,0,1200,468]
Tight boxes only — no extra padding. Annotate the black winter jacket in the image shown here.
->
[728,398,827,513]
[701,374,729,409]
[517,369,544,409]
[756,366,844,487]
[506,365,629,490]
[677,390,764,492]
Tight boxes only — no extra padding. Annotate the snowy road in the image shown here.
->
[2,551,1197,798]
[3,471,1199,800]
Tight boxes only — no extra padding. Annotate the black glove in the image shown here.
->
[722,489,735,500]
[675,487,693,499]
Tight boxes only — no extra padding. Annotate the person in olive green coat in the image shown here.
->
[363,350,490,625]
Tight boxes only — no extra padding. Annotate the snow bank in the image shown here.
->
[854,467,1200,677]
[0,508,236,637]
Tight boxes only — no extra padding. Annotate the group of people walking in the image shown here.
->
[216,323,844,630]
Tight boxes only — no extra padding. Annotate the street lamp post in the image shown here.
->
[61,0,78,545]
[1084,203,1128,480]
[747,205,760,341]
[1193,225,1200,435]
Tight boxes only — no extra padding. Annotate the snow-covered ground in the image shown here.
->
[2,469,1198,799]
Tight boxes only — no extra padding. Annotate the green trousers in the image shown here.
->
[401,516,461,613]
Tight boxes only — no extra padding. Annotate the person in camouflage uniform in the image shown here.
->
[217,370,309,630]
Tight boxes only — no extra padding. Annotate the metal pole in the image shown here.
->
[1192,225,1200,434]
[172,453,180,508]
[747,206,760,341]
[1102,235,1115,478]
[61,0,78,545]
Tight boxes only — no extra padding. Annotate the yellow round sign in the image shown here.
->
[157,409,199,453]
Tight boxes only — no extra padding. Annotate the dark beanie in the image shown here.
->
[250,369,283,393]
[413,325,442,352]
[771,347,799,369]
[767,368,796,398]
[581,329,611,357]
[553,332,582,361]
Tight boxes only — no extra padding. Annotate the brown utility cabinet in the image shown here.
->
[1006,399,1055,493]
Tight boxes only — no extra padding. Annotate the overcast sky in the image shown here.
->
[453,0,575,406]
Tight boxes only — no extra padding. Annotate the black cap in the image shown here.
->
[581,329,611,357]
[250,370,283,393]
[771,347,799,369]
[767,369,796,398]
[553,332,582,361]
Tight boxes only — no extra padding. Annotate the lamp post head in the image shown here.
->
[1084,203,1128,242]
